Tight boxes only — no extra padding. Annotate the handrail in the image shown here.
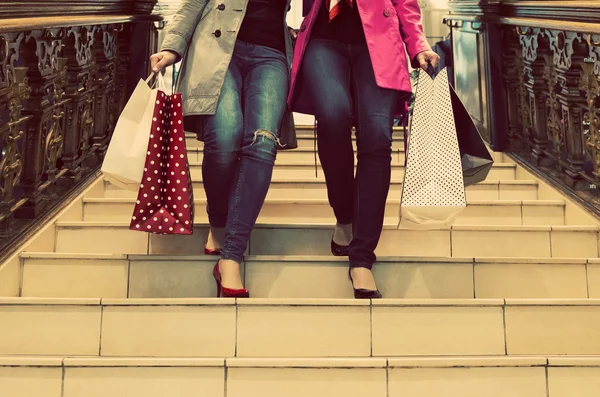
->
[0,15,163,33]
[0,0,181,18]
[496,18,600,35]
[444,15,600,35]
[448,0,600,24]
[446,0,600,216]
[0,2,176,257]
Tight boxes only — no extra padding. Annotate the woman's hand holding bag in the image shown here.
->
[150,50,179,73]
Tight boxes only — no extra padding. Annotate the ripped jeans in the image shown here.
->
[202,40,289,263]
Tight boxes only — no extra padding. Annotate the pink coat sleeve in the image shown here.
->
[394,0,431,63]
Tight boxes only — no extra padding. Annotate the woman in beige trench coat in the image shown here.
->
[151,0,296,298]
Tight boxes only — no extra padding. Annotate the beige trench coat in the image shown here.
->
[161,0,297,149]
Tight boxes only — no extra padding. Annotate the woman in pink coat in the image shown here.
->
[288,0,439,298]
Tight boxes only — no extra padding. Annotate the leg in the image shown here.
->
[349,43,400,282]
[201,56,244,252]
[219,44,289,288]
[303,39,355,244]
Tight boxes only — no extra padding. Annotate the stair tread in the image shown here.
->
[3,355,592,368]
[106,178,537,185]
[19,252,590,264]
[83,197,564,206]
[3,296,600,306]
[186,129,406,139]
[53,221,597,231]
[185,160,516,168]
[187,146,404,153]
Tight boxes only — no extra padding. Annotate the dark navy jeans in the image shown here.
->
[202,40,288,263]
[303,38,401,270]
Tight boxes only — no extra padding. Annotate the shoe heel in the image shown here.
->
[212,261,249,298]
[213,262,222,297]
[205,247,222,256]
[348,268,382,299]
[215,280,222,298]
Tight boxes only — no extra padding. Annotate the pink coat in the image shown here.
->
[288,0,431,115]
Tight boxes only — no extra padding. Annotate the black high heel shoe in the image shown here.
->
[331,239,349,256]
[348,269,382,299]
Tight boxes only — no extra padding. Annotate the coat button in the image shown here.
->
[300,24,306,32]
[213,29,222,38]
[288,4,291,11]
[383,9,391,17]
[217,3,225,10]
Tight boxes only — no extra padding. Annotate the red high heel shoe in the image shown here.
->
[212,261,249,298]
[204,247,222,256]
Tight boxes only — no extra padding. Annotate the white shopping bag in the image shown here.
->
[399,68,466,229]
[101,73,165,190]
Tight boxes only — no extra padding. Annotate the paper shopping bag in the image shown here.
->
[399,68,466,229]
[102,74,158,191]
[129,85,195,235]
[449,86,494,186]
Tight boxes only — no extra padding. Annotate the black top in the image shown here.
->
[237,0,288,53]
[311,0,366,44]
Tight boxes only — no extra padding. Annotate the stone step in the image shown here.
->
[184,135,410,150]
[185,129,508,163]
[81,198,566,226]
[1,298,600,357]
[187,146,406,164]
[185,129,406,150]
[3,355,595,397]
[185,161,517,181]
[51,222,599,258]
[18,254,598,300]
[185,146,507,165]
[102,178,540,201]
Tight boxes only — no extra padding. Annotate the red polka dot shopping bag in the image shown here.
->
[129,73,194,235]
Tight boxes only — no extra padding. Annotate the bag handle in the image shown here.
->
[144,71,167,92]
[171,65,177,94]
[424,62,437,79]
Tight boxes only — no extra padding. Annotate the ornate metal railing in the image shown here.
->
[445,0,600,215]
[0,1,179,257]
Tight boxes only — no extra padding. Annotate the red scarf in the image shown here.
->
[326,0,353,21]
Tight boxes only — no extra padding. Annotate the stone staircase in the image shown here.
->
[2,127,600,397]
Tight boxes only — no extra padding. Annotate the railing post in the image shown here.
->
[59,26,97,187]
[0,63,31,235]
[16,28,66,218]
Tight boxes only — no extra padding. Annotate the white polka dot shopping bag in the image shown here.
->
[129,74,195,235]
[399,68,466,229]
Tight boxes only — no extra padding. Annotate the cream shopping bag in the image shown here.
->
[101,73,163,190]
[399,68,466,229]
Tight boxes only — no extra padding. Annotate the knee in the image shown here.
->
[203,126,241,164]
[316,101,353,132]
[356,118,393,160]
[242,129,278,164]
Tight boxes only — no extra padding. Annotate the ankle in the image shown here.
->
[219,258,239,269]
[333,222,353,245]
[349,267,377,290]
[336,222,352,232]
[218,259,244,289]
[206,226,225,249]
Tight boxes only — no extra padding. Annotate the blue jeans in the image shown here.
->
[202,41,288,263]
[303,38,401,269]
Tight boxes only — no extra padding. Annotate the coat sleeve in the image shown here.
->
[394,0,431,63]
[161,0,210,58]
